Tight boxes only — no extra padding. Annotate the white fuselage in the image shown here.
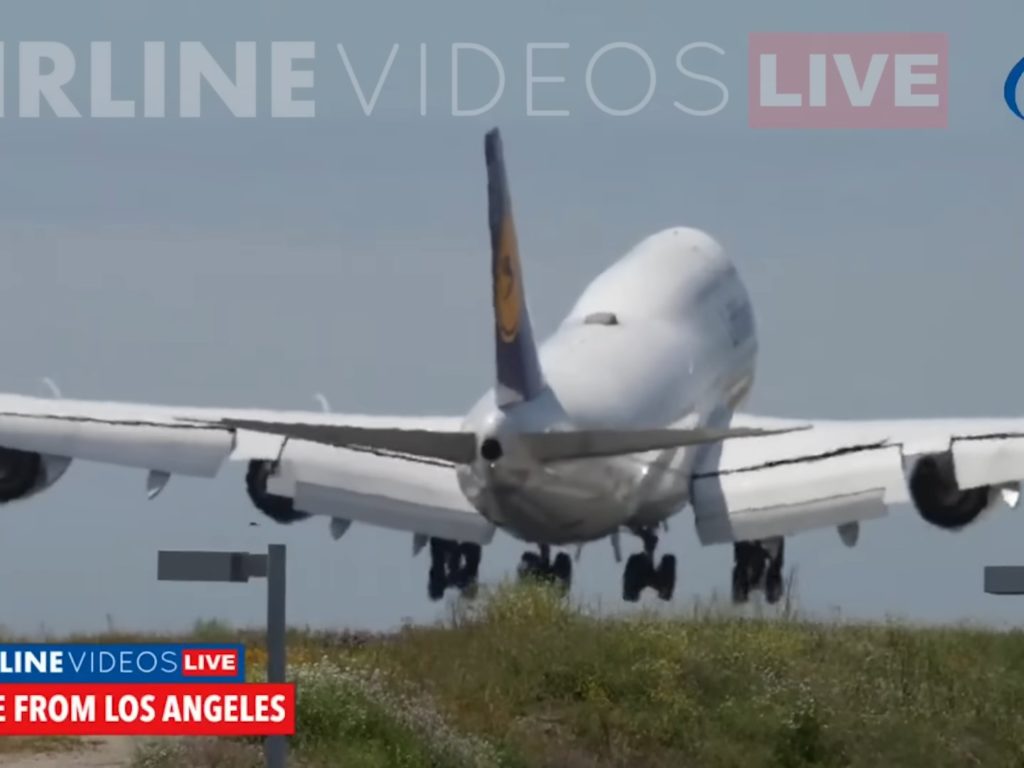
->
[456,227,758,544]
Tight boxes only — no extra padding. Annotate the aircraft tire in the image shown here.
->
[552,552,572,594]
[765,570,783,604]
[656,554,677,601]
[623,553,649,602]
[517,551,542,581]
[428,564,447,601]
[731,565,750,604]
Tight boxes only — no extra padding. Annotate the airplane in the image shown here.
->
[0,127,1021,606]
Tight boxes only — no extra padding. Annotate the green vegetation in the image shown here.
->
[88,583,1024,767]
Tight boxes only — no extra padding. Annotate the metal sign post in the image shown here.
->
[158,545,288,768]
[265,545,287,768]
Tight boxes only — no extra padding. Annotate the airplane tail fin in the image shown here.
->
[485,128,545,407]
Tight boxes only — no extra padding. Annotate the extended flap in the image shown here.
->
[268,440,494,544]
[293,481,495,544]
[952,435,1024,491]
[691,444,905,544]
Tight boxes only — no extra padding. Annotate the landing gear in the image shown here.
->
[516,545,572,594]
[621,528,677,602]
[427,538,481,601]
[731,538,785,604]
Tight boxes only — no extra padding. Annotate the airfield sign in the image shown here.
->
[983,566,1024,595]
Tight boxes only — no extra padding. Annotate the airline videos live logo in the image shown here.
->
[748,33,948,128]
[0,644,245,683]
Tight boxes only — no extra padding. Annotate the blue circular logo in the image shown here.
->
[1006,56,1024,120]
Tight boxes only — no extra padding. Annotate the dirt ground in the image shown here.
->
[0,738,136,768]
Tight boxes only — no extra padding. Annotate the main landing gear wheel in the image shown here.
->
[621,528,677,602]
[517,545,572,594]
[731,539,785,605]
[427,539,481,601]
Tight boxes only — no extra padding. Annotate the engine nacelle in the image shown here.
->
[245,460,311,524]
[0,448,71,503]
[908,451,995,530]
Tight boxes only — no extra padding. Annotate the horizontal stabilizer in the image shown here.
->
[518,425,809,462]
[218,418,806,465]
[221,420,477,464]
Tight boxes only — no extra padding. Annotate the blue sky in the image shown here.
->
[0,1,1022,634]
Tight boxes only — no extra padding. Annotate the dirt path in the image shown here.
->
[0,738,136,768]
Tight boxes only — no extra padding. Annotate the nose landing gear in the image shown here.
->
[427,538,481,601]
[517,545,573,594]
[622,528,677,602]
[731,538,785,605]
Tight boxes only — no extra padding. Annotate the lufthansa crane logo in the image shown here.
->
[1006,56,1024,120]
[495,213,522,343]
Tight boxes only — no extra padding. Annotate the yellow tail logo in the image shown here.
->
[495,212,522,343]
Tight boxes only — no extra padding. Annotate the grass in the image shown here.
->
[348,585,1024,767]
[21,582,1024,768]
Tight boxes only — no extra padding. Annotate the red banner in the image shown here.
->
[0,684,294,736]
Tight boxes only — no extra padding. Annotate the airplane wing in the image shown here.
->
[0,392,495,545]
[690,412,1024,545]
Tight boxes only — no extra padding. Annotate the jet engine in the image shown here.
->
[0,448,71,503]
[245,460,311,524]
[908,451,995,530]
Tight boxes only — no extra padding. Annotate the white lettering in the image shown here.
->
[144,42,165,117]
[759,53,801,107]
[337,43,398,116]
[180,42,257,118]
[526,43,569,117]
[67,650,87,674]
[586,42,656,117]
[834,53,887,107]
[894,53,939,107]
[808,53,827,107]
[271,41,315,117]
[135,651,157,675]
[419,43,427,116]
[20,42,80,117]
[91,42,135,117]
[451,43,504,116]
[674,42,729,116]
[162,695,181,721]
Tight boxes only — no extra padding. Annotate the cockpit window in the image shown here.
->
[583,312,619,326]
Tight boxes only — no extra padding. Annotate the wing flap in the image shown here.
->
[952,435,1024,491]
[696,489,888,544]
[229,430,287,462]
[524,424,807,462]
[691,443,907,544]
[696,413,1024,545]
[294,481,494,544]
[267,439,494,544]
